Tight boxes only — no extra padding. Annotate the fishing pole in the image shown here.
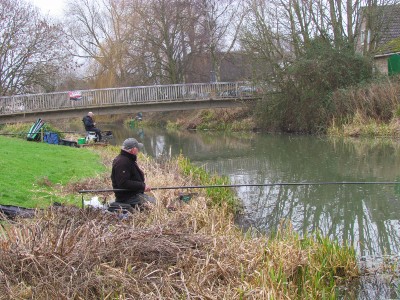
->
[78,181,400,193]
[0,131,80,135]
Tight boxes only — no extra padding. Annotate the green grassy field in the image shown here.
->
[0,136,106,207]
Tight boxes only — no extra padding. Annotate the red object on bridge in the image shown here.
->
[68,91,82,101]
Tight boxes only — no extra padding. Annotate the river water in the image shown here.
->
[87,124,400,298]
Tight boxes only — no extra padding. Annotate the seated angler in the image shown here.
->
[82,112,102,142]
[110,138,156,210]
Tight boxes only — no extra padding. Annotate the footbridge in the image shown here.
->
[0,82,260,124]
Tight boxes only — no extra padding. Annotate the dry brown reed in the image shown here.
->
[0,204,309,299]
[0,147,357,299]
[332,77,400,123]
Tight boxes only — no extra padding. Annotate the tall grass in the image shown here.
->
[0,199,358,299]
[0,206,358,299]
[332,77,400,123]
[329,76,400,137]
[177,154,241,213]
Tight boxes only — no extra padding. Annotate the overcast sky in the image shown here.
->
[30,0,66,17]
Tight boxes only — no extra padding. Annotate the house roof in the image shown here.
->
[375,5,400,54]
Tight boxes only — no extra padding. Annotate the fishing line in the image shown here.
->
[78,181,400,193]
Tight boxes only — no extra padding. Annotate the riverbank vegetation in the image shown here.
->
[0,136,359,298]
[139,107,257,132]
[267,74,400,137]
[253,40,373,134]
[327,78,400,137]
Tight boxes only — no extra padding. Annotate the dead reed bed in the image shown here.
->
[328,77,400,137]
[0,205,358,299]
[332,77,400,123]
[0,147,358,299]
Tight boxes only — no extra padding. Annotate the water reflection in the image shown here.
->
[99,125,400,258]
[212,136,400,258]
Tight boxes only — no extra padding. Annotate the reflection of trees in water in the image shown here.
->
[142,128,253,160]
[239,175,400,255]
[203,152,400,257]
[333,138,400,180]
[105,124,255,160]
[340,272,400,299]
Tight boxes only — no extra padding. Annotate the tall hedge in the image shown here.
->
[256,39,373,133]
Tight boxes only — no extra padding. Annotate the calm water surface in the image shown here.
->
[100,125,400,257]
[87,124,400,298]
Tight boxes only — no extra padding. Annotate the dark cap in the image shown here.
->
[122,138,143,150]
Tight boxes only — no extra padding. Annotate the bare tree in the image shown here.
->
[196,0,246,82]
[63,0,248,85]
[0,0,68,95]
[134,0,191,84]
[64,0,140,87]
[241,0,400,76]
[240,0,293,84]
[65,0,194,86]
[127,0,247,84]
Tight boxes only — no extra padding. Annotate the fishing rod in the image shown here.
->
[78,181,400,193]
[0,131,112,137]
[0,131,80,135]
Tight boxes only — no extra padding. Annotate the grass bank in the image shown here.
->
[0,136,105,207]
[0,135,359,298]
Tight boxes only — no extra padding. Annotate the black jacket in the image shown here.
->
[111,150,146,202]
[82,115,95,131]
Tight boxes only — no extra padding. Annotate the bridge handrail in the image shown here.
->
[0,82,259,116]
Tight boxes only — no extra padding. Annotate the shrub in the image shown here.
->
[256,38,373,133]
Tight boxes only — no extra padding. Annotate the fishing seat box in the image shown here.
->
[59,139,78,147]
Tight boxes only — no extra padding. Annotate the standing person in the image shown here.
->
[111,138,156,209]
[82,112,102,142]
